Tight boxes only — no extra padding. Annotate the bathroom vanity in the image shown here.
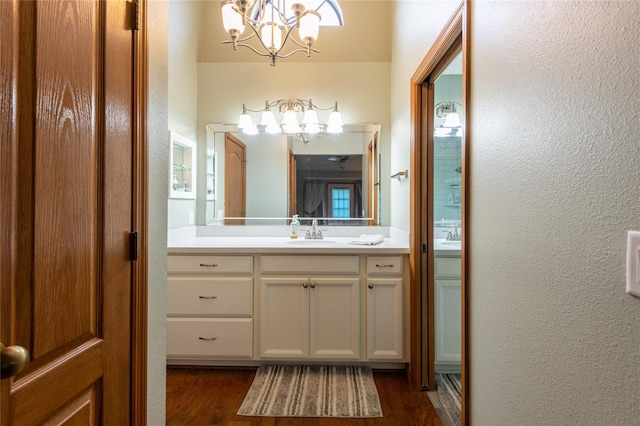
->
[434,239,462,372]
[167,231,409,368]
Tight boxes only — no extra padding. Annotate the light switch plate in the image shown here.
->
[627,231,640,297]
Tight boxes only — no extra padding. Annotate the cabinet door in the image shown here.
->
[309,277,360,359]
[260,277,310,358]
[366,278,404,360]
[435,280,462,365]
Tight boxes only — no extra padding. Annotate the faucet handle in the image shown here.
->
[316,230,323,239]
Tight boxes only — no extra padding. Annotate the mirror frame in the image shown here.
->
[409,2,470,425]
[204,123,384,225]
[169,131,197,199]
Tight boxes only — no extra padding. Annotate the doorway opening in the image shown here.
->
[409,3,469,425]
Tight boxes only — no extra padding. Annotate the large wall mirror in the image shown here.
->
[204,123,383,226]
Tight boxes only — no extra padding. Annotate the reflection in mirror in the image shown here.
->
[204,123,382,226]
[433,52,463,240]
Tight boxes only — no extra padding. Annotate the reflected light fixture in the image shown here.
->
[237,99,343,143]
[435,101,462,128]
[221,0,324,66]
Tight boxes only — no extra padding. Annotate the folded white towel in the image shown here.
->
[349,234,385,245]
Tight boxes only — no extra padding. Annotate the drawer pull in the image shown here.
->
[198,337,218,341]
[198,296,218,300]
[375,264,394,268]
[199,263,218,267]
[368,283,374,289]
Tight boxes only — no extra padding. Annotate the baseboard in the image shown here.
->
[435,363,461,374]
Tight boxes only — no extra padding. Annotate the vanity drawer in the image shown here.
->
[166,318,253,358]
[434,257,461,278]
[261,255,359,274]
[367,256,403,275]
[167,277,253,316]
[167,255,253,274]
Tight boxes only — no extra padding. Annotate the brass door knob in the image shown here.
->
[1,343,30,379]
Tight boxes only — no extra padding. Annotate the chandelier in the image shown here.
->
[221,0,323,66]
[237,99,343,143]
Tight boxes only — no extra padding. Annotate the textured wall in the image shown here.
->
[167,0,201,229]
[147,1,169,424]
[389,1,461,232]
[470,2,640,424]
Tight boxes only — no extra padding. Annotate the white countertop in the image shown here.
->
[168,236,410,255]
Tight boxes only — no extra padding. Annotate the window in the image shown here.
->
[253,0,344,26]
[331,187,350,218]
[327,183,354,218]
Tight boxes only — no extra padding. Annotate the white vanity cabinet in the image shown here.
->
[434,255,462,371]
[259,256,361,360]
[166,255,254,360]
[366,256,405,360]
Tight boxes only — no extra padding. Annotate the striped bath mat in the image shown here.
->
[237,365,383,418]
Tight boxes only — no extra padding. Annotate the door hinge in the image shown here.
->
[132,0,140,31]
[130,231,139,261]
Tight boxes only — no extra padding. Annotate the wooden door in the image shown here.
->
[224,133,246,225]
[1,0,138,424]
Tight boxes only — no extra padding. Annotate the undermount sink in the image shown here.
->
[286,239,338,245]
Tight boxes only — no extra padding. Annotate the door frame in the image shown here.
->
[132,0,149,423]
[409,2,470,424]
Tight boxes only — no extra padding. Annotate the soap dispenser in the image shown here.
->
[290,214,300,239]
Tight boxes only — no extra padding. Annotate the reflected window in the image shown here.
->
[331,187,350,218]
[253,0,344,26]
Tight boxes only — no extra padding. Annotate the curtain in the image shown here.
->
[303,180,325,217]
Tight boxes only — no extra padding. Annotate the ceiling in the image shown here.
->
[198,0,393,63]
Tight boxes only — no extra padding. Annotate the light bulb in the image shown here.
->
[261,22,283,52]
[284,123,301,134]
[298,11,320,43]
[261,110,277,126]
[302,109,318,124]
[327,110,343,127]
[237,113,253,129]
[243,123,259,135]
[282,110,298,127]
[221,1,245,34]
[304,123,320,134]
[265,123,281,134]
[326,124,342,134]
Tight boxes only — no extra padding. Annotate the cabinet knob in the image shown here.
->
[302,282,309,288]
[368,283,375,289]
[309,282,316,288]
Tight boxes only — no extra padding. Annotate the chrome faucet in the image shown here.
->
[446,221,462,241]
[305,218,323,239]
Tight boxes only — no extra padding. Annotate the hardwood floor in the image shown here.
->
[166,367,443,426]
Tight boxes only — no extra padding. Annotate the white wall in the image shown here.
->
[147,1,169,424]
[167,0,201,229]
[390,1,461,232]
[470,2,640,424]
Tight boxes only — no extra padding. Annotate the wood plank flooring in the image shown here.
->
[166,367,443,426]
